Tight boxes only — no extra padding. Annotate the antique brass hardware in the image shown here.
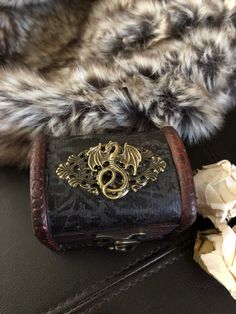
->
[95,232,146,251]
[56,141,166,200]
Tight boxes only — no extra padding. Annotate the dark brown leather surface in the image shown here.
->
[45,130,182,239]
[1,109,236,313]
[30,128,196,251]
[100,249,236,314]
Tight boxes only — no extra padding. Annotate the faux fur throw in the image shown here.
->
[0,0,236,166]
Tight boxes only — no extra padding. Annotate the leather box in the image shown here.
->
[30,126,196,252]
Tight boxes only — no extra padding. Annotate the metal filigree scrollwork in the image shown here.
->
[56,141,166,200]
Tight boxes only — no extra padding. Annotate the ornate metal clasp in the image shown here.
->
[96,232,146,251]
[56,141,166,200]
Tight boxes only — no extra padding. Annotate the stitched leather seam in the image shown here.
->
[49,237,181,310]
[44,246,163,314]
[80,249,188,314]
[44,237,193,314]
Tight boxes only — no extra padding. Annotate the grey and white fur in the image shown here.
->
[0,0,236,166]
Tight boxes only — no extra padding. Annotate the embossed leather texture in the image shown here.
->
[47,131,180,233]
[1,110,236,314]
[30,127,196,251]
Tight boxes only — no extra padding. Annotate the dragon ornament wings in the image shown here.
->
[56,141,166,200]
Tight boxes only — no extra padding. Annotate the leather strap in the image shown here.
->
[45,226,196,314]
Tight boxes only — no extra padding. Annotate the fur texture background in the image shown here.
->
[0,0,236,166]
[0,0,47,6]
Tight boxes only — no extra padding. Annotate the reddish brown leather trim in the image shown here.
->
[30,134,62,252]
[163,127,197,230]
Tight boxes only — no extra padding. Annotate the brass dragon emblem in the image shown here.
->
[56,141,166,200]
